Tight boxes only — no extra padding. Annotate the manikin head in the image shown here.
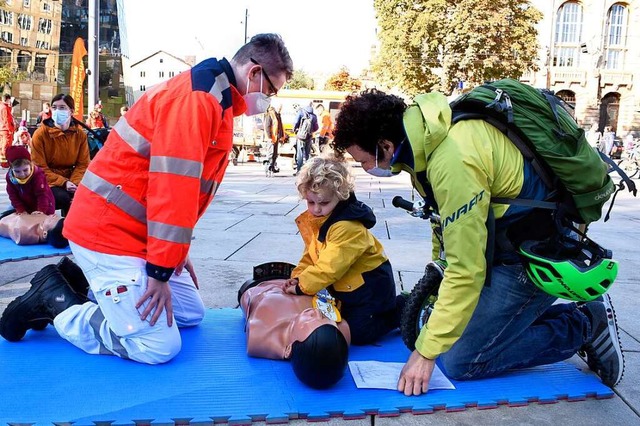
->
[284,308,349,389]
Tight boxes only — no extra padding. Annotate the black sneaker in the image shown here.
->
[0,265,87,342]
[579,294,624,387]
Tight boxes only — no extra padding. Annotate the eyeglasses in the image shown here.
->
[250,57,278,97]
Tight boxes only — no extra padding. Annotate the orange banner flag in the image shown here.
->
[69,37,87,121]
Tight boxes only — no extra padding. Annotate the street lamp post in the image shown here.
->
[87,0,99,115]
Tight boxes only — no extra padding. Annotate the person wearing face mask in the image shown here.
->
[331,89,624,396]
[239,278,350,389]
[0,34,293,366]
[30,94,90,218]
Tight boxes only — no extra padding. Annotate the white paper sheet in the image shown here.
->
[348,360,455,390]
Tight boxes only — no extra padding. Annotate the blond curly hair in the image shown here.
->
[296,154,354,201]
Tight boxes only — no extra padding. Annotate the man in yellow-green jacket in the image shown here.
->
[331,89,624,396]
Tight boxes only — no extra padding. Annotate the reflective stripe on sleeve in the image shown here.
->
[150,156,203,179]
[81,170,147,224]
[113,117,151,158]
[148,220,193,244]
[200,178,217,195]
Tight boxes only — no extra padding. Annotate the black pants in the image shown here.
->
[51,186,73,217]
[329,261,400,345]
[269,142,279,170]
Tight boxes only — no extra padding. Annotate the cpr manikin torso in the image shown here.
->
[240,279,351,359]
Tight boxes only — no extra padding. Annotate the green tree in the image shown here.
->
[0,65,25,92]
[373,0,542,96]
[324,67,362,91]
[287,69,314,90]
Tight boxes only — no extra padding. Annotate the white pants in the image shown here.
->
[54,241,205,364]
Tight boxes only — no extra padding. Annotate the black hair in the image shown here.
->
[290,324,349,389]
[51,94,75,111]
[331,89,407,156]
[232,33,294,80]
[46,218,68,248]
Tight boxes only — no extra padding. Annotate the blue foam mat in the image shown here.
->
[0,308,613,425]
[0,236,70,264]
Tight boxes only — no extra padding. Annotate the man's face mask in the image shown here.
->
[243,71,271,116]
[366,144,393,178]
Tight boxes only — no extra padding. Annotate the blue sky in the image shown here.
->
[123,0,378,75]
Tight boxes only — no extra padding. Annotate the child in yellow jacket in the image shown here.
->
[284,155,403,345]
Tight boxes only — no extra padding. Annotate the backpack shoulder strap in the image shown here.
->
[452,109,556,189]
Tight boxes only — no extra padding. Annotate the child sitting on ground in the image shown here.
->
[283,155,403,345]
[13,124,32,150]
[0,145,67,247]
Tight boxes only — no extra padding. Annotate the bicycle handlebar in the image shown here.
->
[392,196,415,212]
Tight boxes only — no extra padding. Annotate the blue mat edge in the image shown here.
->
[0,308,616,425]
[0,248,71,264]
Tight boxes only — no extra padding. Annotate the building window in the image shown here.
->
[35,40,49,49]
[159,71,164,78]
[42,2,51,13]
[0,11,13,26]
[38,18,52,34]
[20,37,28,46]
[23,0,31,7]
[553,1,583,67]
[169,71,175,77]
[1,32,13,43]
[140,85,146,91]
[604,4,627,69]
[18,14,33,31]
[159,58,163,63]
[34,54,47,73]
[140,71,145,77]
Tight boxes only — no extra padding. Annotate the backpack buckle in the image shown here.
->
[493,88,504,102]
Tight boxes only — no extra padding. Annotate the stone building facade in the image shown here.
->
[525,0,639,135]
[0,0,62,121]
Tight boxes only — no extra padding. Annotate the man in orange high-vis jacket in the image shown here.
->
[0,34,293,364]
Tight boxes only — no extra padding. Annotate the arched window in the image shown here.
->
[553,1,583,67]
[599,92,621,133]
[556,89,576,107]
[604,4,628,69]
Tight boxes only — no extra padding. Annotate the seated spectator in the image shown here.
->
[239,279,350,389]
[36,102,52,127]
[30,94,90,217]
[0,145,66,247]
[86,102,109,129]
[13,125,32,150]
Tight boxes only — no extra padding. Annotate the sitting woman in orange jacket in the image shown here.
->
[30,94,90,216]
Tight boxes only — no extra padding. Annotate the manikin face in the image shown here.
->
[304,190,340,217]
[12,163,32,179]
[284,308,339,358]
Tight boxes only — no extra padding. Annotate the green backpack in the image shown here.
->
[449,78,633,225]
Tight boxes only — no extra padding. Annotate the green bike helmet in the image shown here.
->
[519,239,618,302]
